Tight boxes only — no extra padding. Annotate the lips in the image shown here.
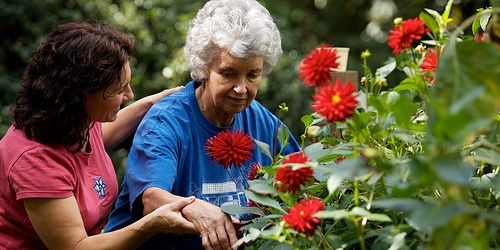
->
[228,97,247,105]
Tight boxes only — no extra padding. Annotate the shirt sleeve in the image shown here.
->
[9,147,76,200]
[125,112,180,207]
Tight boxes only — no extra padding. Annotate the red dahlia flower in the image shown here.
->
[205,129,255,169]
[282,198,324,236]
[387,18,428,55]
[276,152,314,193]
[248,162,262,180]
[299,44,340,87]
[420,48,438,85]
[312,79,358,123]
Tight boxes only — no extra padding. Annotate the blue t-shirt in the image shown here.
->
[105,81,299,247]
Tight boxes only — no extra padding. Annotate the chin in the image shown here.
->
[103,116,118,123]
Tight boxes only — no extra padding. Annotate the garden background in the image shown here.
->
[1,1,498,249]
[0,0,489,175]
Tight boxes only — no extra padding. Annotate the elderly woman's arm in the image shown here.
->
[102,86,183,150]
[142,187,238,250]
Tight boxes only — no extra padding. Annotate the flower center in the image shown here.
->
[331,93,341,104]
[300,211,304,216]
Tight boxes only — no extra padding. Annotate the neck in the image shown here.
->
[195,84,234,127]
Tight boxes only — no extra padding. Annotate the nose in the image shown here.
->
[123,84,134,101]
[233,79,247,94]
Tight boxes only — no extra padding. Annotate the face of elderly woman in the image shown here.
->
[85,61,134,122]
[203,50,263,123]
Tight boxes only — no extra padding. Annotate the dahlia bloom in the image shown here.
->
[248,162,262,180]
[311,79,358,123]
[282,198,325,236]
[299,44,340,87]
[387,18,428,55]
[205,129,255,169]
[276,152,314,193]
[420,48,438,85]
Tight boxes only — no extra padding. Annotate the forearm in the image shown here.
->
[75,214,158,250]
[102,97,154,150]
[142,187,184,215]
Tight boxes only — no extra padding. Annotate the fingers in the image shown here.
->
[182,200,240,250]
[224,216,238,247]
[199,215,237,250]
[175,217,198,234]
[162,85,184,95]
[168,196,195,212]
[230,216,240,224]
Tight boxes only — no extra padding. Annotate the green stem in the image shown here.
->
[354,218,367,250]
[238,168,250,189]
[317,230,334,249]
[354,181,360,207]
[226,169,244,191]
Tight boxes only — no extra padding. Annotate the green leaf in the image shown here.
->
[407,203,472,234]
[441,0,454,24]
[478,9,492,31]
[473,148,500,165]
[350,207,392,222]
[429,41,500,146]
[375,60,396,78]
[424,8,443,27]
[392,94,417,129]
[420,12,439,35]
[449,86,484,114]
[301,114,314,127]
[254,139,272,161]
[434,154,473,185]
[372,198,425,213]
[375,200,474,234]
[333,158,370,180]
[471,8,493,35]
[327,175,343,194]
[304,142,326,161]
[277,123,290,152]
[221,203,265,216]
[245,190,285,213]
[315,209,349,219]
[249,180,280,195]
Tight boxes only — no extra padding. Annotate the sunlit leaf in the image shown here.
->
[245,190,285,213]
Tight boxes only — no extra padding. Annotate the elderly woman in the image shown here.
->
[0,21,197,249]
[105,0,300,249]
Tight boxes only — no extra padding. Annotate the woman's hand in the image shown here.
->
[146,196,197,234]
[181,199,238,250]
[141,86,185,107]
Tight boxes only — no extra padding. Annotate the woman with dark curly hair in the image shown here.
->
[0,21,197,249]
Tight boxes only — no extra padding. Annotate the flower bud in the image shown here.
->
[361,147,378,159]
[393,17,403,26]
[361,76,368,85]
[279,102,289,113]
[415,44,426,53]
[306,125,320,139]
[361,49,372,59]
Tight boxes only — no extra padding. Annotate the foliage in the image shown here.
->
[2,0,487,140]
[222,2,500,249]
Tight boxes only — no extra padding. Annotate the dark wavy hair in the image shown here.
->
[12,21,134,150]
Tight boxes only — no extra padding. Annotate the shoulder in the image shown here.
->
[1,126,68,164]
[243,100,279,122]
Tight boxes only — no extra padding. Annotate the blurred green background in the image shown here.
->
[0,0,488,178]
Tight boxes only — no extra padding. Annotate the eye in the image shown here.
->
[247,71,262,80]
[220,69,237,78]
[116,83,129,94]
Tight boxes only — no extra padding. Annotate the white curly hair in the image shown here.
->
[184,0,282,81]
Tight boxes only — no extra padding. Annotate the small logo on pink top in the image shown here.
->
[93,177,107,198]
